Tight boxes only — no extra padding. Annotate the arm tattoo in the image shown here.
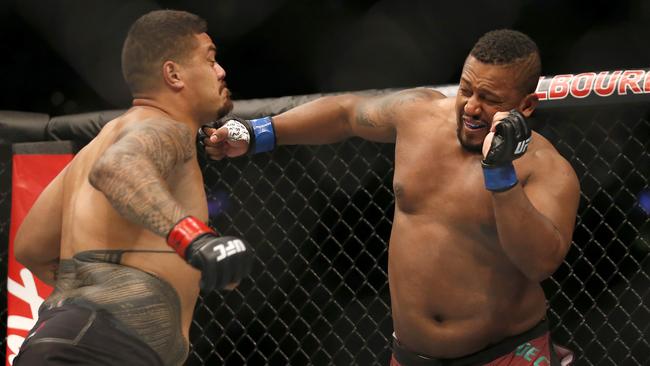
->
[380,88,435,120]
[355,88,435,128]
[89,119,196,237]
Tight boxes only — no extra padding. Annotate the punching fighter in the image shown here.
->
[13,10,252,366]
[204,30,579,365]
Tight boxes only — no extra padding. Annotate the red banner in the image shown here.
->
[6,153,73,365]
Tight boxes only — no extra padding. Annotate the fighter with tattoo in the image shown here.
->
[12,10,252,366]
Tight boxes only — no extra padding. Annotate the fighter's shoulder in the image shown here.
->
[96,113,195,161]
[382,87,446,106]
[128,115,191,133]
[528,131,558,156]
[374,87,449,120]
[526,131,577,180]
[111,115,194,146]
[395,87,446,98]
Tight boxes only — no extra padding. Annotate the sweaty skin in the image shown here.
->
[207,55,580,358]
[14,32,231,364]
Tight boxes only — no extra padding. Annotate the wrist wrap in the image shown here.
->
[166,216,216,258]
[249,116,276,154]
[481,162,518,192]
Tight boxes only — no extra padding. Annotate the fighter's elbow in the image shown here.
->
[88,153,119,192]
[13,245,58,286]
[523,246,569,282]
[14,230,39,270]
[13,245,27,267]
[13,234,35,269]
[523,264,559,283]
[331,94,360,137]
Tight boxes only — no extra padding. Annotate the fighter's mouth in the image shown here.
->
[463,116,488,130]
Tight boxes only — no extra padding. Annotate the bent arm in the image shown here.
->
[492,150,580,282]
[273,88,441,145]
[88,118,196,237]
[14,169,66,286]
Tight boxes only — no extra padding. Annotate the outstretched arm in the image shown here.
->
[204,88,442,159]
[273,92,400,145]
[88,118,195,237]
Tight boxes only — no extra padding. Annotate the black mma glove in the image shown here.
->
[196,126,210,157]
[197,116,276,156]
[167,216,253,292]
[481,110,532,192]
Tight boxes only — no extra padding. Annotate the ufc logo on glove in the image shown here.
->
[212,239,247,261]
[514,137,531,155]
[167,217,253,291]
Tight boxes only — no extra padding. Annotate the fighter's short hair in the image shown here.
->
[470,29,542,94]
[121,10,207,95]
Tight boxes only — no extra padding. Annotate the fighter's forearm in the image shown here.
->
[273,89,433,145]
[273,95,358,146]
[491,186,568,282]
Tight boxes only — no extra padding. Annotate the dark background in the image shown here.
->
[1,0,649,116]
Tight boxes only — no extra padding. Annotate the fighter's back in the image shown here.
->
[11,10,255,366]
[60,107,206,258]
[54,107,205,348]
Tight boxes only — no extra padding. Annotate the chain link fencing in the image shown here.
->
[0,103,648,365]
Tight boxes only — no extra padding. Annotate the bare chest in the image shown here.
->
[392,131,496,235]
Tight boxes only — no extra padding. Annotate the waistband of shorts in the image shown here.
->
[35,301,164,365]
[392,319,549,366]
[41,299,149,341]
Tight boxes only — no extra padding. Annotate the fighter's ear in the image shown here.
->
[518,92,538,118]
[162,60,184,90]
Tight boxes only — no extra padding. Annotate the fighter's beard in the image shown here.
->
[456,126,483,153]
[215,99,234,120]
